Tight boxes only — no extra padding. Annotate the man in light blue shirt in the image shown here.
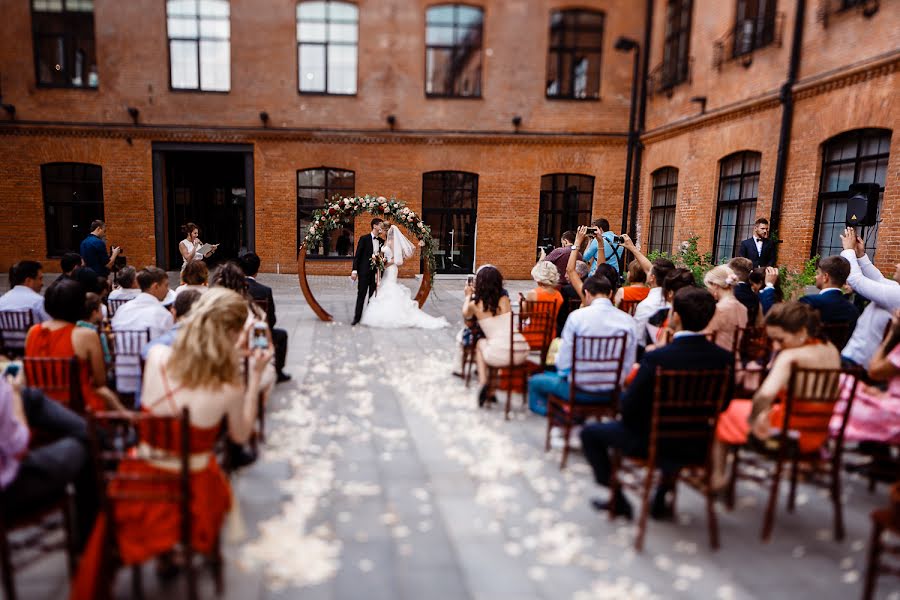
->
[0,261,50,324]
[528,275,637,416]
[582,218,624,277]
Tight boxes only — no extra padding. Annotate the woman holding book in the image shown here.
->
[179,222,218,272]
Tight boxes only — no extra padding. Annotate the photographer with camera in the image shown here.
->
[582,218,625,278]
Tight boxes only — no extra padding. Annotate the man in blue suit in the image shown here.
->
[799,255,859,348]
[580,287,734,520]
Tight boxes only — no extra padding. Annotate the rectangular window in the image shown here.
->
[41,163,104,257]
[425,5,483,97]
[537,174,594,252]
[546,9,604,100]
[649,168,678,254]
[31,0,98,88]
[714,152,760,264]
[297,1,358,95]
[298,168,355,258]
[662,0,692,88]
[733,0,777,57]
[167,0,230,92]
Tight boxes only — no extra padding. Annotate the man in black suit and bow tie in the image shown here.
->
[737,217,776,268]
[351,218,385,325]
[239,252,291,383]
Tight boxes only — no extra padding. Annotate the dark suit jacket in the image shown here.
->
[246,277,276,329]
[799,289,860,336]
[738,237,776,268]
[620,335,735,452]
[733,281,761,325]
[352,234,382,279]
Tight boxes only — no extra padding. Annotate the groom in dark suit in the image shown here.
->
[351,218,385,325]
[737,217,776,268]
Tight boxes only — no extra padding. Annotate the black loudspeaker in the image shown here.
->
[845,182,881,227]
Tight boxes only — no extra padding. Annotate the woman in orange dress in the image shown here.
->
[25,277,121,412]
[614,259,651,311]
[703,265,748,353]
[71,288,273,599]
[711,302,840,488]
[522,261,563,349]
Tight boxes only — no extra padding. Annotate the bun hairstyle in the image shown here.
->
[182,222,199,237]
[703,265,738,289]
[765,301,823,340]
[662,267,696,299]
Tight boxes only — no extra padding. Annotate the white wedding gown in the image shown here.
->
[360,245,448,329]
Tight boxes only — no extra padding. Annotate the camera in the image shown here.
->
[612,235,625,244]
[585,227,599,235]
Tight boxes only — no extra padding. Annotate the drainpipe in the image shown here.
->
[628,0,654,241]
[620,45,640,235]
[770,0,806,261]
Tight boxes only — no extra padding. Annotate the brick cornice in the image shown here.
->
[0,122,628,147]
[641,50,900,145]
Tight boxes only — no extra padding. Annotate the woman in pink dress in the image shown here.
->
[832,310,900,444]
[702,265,748,353]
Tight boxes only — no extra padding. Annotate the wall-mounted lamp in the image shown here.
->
[511,115,522,131]
[386,114,397,130]
[259,111,270,127]
[690,95,708,115]
[1,104,15,119]
[127,106,139,125]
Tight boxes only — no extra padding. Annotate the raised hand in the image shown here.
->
[840,227,857,252]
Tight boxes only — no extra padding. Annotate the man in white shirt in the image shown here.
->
[840,227,900,368]
[619,235,675,348]
[111,267,174,394]
[0,261,50,342]
[107,266,141,301]
[528,275,637,416]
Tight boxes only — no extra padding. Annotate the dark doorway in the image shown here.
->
[152,144,254,270]
[422,171,478,274]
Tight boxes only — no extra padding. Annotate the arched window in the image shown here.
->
[166,0,230,91]
[537,174,594,252]
[297,1,358,95]
[713,151,760,264]
[41,163,104,257]
[546,9,604,99]
[649,167,678,253]
[297,167,355,258]
[814,128,891,260]
[425,4,483,97]
[31,0,98,88]
[422,171,478,273]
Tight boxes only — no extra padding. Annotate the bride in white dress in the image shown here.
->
[360,225,449,329]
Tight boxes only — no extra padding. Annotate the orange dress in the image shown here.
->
[70,370,231,600]
[622,285,651,303]
[25,322,107,412]
[523,287,563,349]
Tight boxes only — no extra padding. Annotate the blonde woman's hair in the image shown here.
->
[167,287,249,388]
[704,265,738,289]
[531,261,559,287]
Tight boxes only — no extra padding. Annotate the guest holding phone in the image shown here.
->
[179,222,218,272]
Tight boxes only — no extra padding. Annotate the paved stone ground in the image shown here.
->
[4,274,898,600]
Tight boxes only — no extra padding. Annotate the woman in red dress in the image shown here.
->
[71,287,273,599]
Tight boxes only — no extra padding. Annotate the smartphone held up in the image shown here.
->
[250,322,270,351]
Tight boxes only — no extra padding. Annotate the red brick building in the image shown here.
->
[0,0,896,278]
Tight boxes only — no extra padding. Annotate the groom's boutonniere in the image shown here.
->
[370,252,386,273]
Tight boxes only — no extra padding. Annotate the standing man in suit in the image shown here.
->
[798,255,860,348]
[580,287,734,520]
[351,218,385,326]
[738,217,776,268]
[239,252,291,383]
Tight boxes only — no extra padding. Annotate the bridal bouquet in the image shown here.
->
[370,252,386,273]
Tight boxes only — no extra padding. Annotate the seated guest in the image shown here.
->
[703,265,748,352]
[523,261,563,349]
[831,309,900,446]
[620,235,675,348]
[0,260,49,323]
[557,259,589,336]
[25,278,121,411]
[462,265,529,406]
[238,253,291,383]
[646,268,698,348]
[758,267,784,315]
[111,267,174,395]
[614,259,650,308]
[107,266,141,301]
[175,260,209,297]
[0,373,97,549]
[60,252,102,294]
[581,287,733,519]
[799,255,859,347]
[77,292,111,365]
[728,257,763,326]
[142,289,202,360]
[840,227,900,369]
[71,288,272,600]
[713,302,840,487]
[528,275,636,417]
[543,230,581,286]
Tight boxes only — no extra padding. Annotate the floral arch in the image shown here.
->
[297,195,436,322]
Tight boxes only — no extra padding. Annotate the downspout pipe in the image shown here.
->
[620,47,640,234]
[770,0,806,260]
[628,0,654,241]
